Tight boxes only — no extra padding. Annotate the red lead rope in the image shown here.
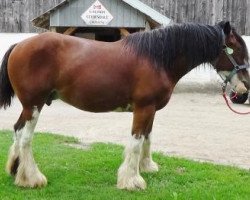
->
[222,92,250,115]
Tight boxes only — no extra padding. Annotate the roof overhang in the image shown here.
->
[32,0,171,30]
[122,0,171,27]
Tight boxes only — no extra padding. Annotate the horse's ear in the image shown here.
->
[223,21,231,35]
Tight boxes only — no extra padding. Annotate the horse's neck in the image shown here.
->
[166,55,207,84]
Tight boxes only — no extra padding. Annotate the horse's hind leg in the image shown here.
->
[6,112,25,175]
[6,106,47,187]
[117,104,155,190]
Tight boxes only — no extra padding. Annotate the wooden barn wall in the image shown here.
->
[0,0,249,35]
[0,0,63,32]
[142,0,249,35]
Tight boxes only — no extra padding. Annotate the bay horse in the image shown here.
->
[0,21,249,190]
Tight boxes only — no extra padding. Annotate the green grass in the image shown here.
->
[1,130,250,200]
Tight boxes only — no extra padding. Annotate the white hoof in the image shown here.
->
[117,174,146,190]
[15,168,47,188]
[140,158,159,173]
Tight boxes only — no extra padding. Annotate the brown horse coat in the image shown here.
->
[9,32,172,112]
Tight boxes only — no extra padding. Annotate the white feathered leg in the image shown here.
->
[117,135,146,190]
[6,129,22,175]
[14,107,47,188]
[139,135,159,173]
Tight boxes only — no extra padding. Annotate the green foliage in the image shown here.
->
[0,130,250,200]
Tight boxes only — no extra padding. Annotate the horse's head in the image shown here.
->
[214,21,250,94]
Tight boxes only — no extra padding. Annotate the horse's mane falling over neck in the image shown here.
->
[123,23,224,70]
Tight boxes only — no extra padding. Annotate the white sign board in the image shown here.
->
[81,0,113,25]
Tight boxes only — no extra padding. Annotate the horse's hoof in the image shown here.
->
[140,159,159,173]
[117,175,146,190]
[15,171,47,188]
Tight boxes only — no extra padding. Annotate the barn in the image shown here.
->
[32,0,171,41]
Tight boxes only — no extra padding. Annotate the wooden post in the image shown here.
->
[50,27,57,32]
[246,0,250,35]
[120,28,130,37]
[63,27,77,35]
[145,21,151,31]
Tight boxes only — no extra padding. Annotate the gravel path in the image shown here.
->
[1,92,250,169]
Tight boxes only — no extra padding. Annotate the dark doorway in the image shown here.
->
[94,28,121,42]
[74,28,121,42]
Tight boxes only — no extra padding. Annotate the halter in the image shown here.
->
[217,30,249,90]
[216,31,250,114]
[219,46,250,92]
[219,51,250,114]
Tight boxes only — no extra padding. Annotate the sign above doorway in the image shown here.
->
[81,0,113,25]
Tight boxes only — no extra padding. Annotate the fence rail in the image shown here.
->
[0,0,249,35]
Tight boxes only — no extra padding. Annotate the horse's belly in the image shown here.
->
[58,87,131,113]
[61,98,130,113]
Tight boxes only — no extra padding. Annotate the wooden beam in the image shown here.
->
[119,28,130,37]
[145,21,151,31]
[63,27,77,35]
[50,27,57,32]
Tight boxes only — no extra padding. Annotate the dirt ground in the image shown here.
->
[1,87,250,169]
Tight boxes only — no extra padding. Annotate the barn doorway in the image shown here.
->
[74,28,121,42]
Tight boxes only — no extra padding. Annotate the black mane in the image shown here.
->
[124,23,224,70]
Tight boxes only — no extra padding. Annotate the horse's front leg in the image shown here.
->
[138,106,159,172]
[117,104,155,190]
[139,134,159,173]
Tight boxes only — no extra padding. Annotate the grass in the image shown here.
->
[0,130,250,200]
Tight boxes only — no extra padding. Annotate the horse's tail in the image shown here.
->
[0,44,17,109]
